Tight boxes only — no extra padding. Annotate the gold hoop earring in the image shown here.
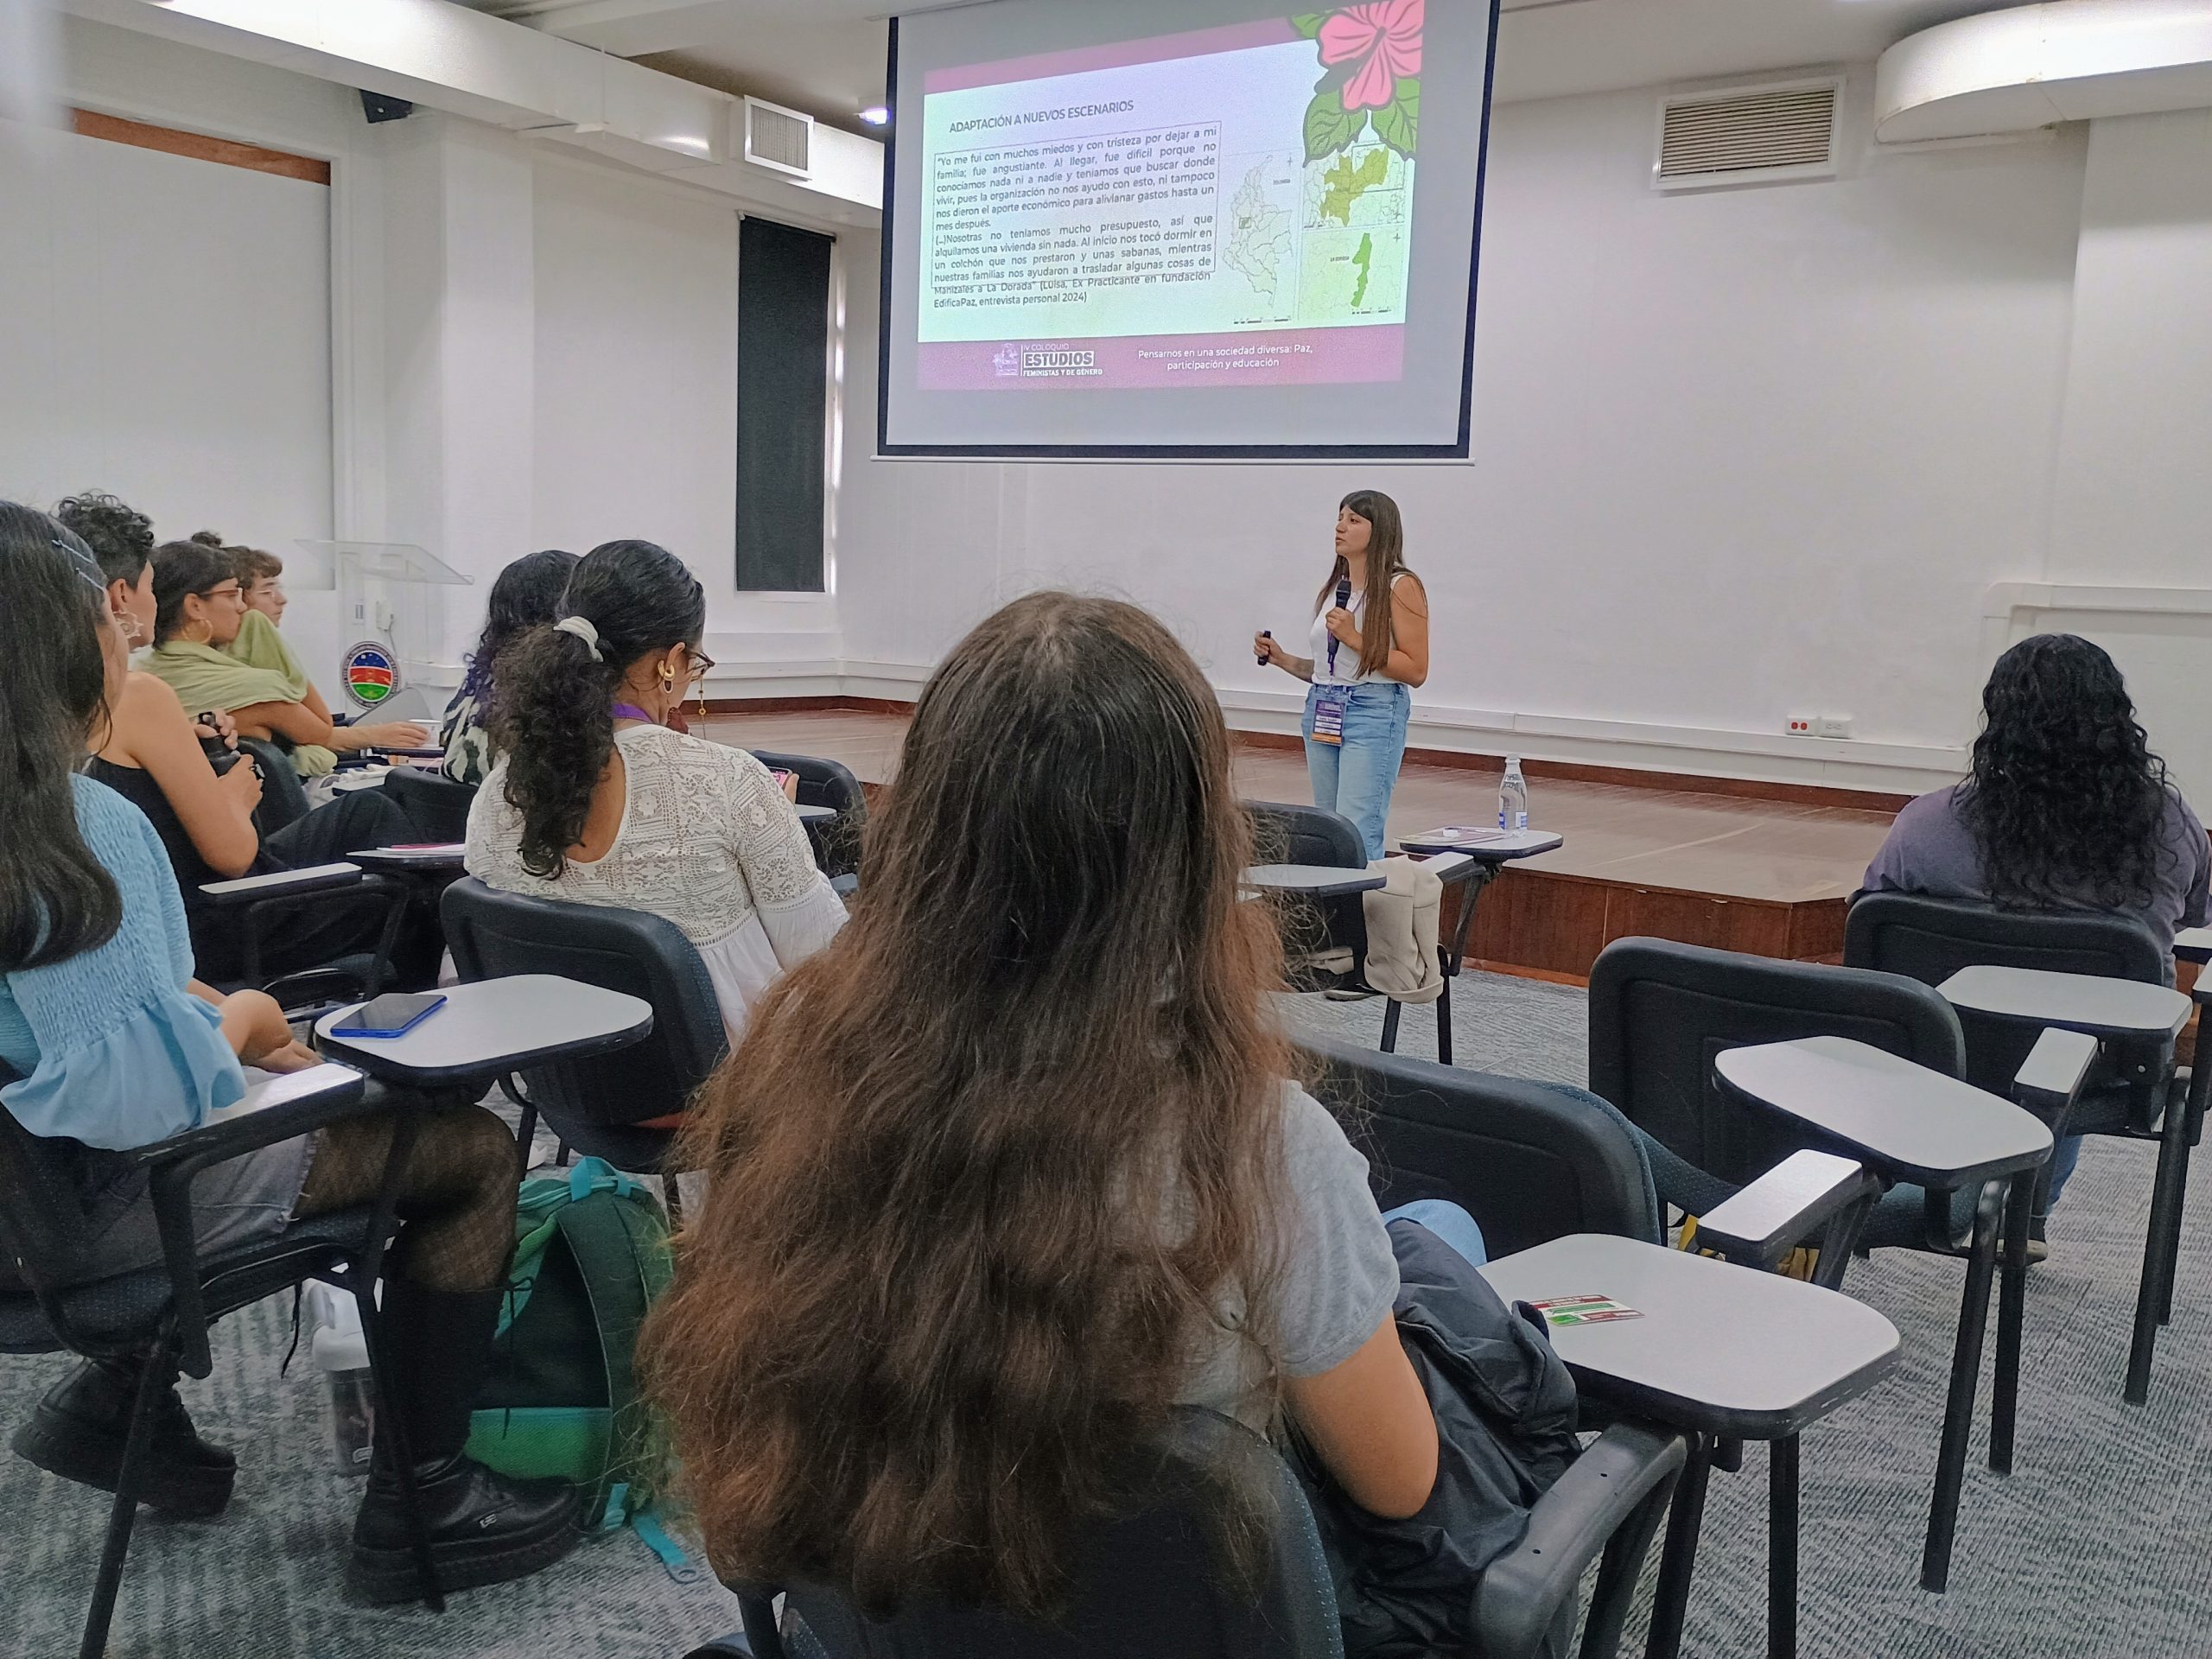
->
[658,664,677,692]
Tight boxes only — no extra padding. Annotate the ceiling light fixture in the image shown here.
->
[859,105,892,126]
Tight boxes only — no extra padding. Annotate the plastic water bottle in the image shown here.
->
[1498,755,1529,834]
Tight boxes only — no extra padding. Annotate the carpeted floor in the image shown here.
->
[5,973,2210,1656]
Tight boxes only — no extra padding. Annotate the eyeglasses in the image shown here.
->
[684,647,717,684]
[200,582,244,604]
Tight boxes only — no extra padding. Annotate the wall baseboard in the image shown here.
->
[701,689,1920,810]
[1230,730,1912,811]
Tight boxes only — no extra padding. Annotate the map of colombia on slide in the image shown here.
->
[917,8,1425,391]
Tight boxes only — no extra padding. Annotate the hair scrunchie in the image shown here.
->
[553,615,604,663]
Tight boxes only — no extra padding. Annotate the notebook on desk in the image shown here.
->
[1402,824,1512,851]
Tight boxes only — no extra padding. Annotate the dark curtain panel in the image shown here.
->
[736,216,833,592]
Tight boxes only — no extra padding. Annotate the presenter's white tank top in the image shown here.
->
[1310,577,1407,688]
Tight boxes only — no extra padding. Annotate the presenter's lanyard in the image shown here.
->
[611,702,658,725]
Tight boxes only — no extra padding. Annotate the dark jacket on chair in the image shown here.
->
[1294,1220,1581,1659]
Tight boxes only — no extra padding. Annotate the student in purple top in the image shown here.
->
[1863,633,2211,1230]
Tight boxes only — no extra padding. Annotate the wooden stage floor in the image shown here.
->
[702,709,1901,979]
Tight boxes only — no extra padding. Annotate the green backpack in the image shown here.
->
[465,1158,695,1576]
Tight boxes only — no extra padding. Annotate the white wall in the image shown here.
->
[531,158,739,624]
[2005,105,2212,803]
[0,87,343,671]
[840,71,2093,792]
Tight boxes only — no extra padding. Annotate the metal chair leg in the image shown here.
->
[1922,1181,2000,1592]
[1769,1434,1800,1659]
[1643,1432,1715,1659]
[2157,1143,2186,1326]
[512,1103,539,1178]
[1379,998,1402,1054]
[2126,1103,2192,1405]
[1990,1170,2035,1474]
[356,1281,445,1613]
[77,1347,170,1659]
[1436,976,1454,1067]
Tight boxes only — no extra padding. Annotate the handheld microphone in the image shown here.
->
[1256,629,1272,666]
[1327,576,1352,675]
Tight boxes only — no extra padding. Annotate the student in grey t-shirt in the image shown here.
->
[1861,634,2212,1217]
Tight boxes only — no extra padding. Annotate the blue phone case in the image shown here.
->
[331,994,447,1040]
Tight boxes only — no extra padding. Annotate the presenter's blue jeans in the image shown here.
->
[1304,680,1411,862]
[1381,1198,1488,1268]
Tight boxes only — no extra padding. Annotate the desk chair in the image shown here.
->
[1302,1037,1889,1659]
[732,1405,1684,1659]
[1586,938,2086,1597]
[751,748,868,879]
[382,767,478,843]
[194,863,413,1014]
[1845,892,2197,1401]
[0,1065,439,1658]
[1247,802,1370,993]
[441,879,726,1194]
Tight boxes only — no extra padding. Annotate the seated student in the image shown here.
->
[440,547,578,787]
[0,505,577,1600]
[1864,632,2211,1223]
[642,593,1487,1630]
[54,491,158,648]
[220,532,289,627]
[466,540,845,1044]
[89,632,422,984]
[140,537,428,779]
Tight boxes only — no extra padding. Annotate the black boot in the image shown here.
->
[346,1281,581,1605]
[10,1355,237,1518]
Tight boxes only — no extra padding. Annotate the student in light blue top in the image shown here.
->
[1255,490,1431,861]
[0,505,580,1604]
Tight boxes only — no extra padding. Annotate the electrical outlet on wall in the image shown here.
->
[1814,715,1853,740]
[1785,715,1815,736]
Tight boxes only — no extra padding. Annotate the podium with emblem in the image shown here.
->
[294,541,473,721]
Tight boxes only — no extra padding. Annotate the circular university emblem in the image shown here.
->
[340,641,399,709]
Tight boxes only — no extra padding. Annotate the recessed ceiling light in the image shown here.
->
[859,105,892,126]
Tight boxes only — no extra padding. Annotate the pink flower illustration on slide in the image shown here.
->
[1319,1,1424,112]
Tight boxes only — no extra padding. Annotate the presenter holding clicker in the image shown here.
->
[1254,490,1429,861]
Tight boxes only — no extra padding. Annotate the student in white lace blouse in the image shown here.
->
[464,540,846,1043]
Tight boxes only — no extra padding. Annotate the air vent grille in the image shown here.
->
[745,98,813,179]
[1656,83,1838,187]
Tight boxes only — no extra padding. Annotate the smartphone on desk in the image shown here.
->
[329,992,447,1040]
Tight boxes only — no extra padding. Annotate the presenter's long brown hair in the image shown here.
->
[1315,487,1416,679]
[640,593,1291,1618]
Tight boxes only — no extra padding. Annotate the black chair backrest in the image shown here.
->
[382,766,478,843]
[1843,891,2170,1096]
[767,1408,1342,1659]
[1245,802,1368,973]
[238,737,310,834]
[1300,1036,1662,1256]
[752,749,868,878]
[1588,938,1966,1190]
[1245,801,1363,869]
[441,878,728,1135]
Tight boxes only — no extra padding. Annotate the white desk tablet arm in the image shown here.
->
[1693,1150,1885,1277]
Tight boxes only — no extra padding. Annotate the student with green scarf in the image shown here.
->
[139,539,427,776]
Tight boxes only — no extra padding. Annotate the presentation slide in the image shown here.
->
[883,0,1498,457]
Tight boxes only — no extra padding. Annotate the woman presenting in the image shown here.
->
[1255,489,1428,861]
